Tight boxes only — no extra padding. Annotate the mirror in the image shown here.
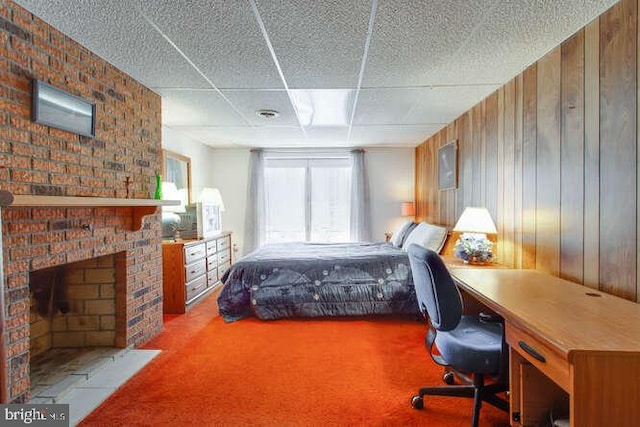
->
[162,149,192,206]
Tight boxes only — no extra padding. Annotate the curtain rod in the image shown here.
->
[261,148,363,153]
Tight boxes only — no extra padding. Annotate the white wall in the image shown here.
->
[208,147,415,257]
[208,149,252,259]
[367,148,415,238]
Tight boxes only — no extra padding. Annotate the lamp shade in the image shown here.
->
[453,207,497,234]
[401,201,415,217]
[162,182,185,213]
[198,187,225,211]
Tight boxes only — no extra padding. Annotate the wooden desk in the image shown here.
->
[448,268,640,427]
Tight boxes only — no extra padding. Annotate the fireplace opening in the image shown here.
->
[29,254,119,397]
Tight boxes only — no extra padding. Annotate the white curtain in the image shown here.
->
[243,149,266,254]
[349,149,371,241]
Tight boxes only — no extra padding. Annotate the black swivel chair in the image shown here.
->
[406,243,509,427]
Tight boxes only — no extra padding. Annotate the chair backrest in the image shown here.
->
[407,243,462,331]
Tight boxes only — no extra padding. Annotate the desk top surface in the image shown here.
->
[449,268,640,355]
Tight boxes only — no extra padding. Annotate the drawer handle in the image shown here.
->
[518,340,546,363]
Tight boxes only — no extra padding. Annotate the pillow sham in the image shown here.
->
[390,220,414,247]
[401,222,448,254]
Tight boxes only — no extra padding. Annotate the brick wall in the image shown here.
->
[0,1,164,402]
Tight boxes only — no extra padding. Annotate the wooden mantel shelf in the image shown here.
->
[0,191,179,231]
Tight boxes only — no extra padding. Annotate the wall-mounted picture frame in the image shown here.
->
[197,202,221,239]
[162,150,192,206]
[31,80,96,137]
[438,140,458,190]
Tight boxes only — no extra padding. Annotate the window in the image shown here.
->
[265,156,351,243]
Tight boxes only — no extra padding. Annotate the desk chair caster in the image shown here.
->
[442,371,455,385]
[411,395,424,409]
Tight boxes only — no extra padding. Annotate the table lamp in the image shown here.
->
[452,207,497,264]
[198,187,225,211]
[401,201,415,217]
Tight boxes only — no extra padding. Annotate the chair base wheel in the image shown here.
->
[411,395,424,409]
[442,371,455,385]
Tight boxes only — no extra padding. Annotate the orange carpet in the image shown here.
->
[80,292,509,426]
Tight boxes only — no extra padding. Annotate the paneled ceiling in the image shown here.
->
[15,0,619,148]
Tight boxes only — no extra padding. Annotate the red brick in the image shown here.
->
[8,222,47,234]
[31,208,65,220]
[6,275,28,289]
[10,245,47,261]
[7,155,30,169]
[50,173,79,186]
[30,253,65,270]
[49,240,80,254]
[31,231,65,244]
[32,159,65,174]
[11,169,48,184]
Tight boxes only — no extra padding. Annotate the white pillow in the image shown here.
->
[401,222,448,253]
[390,220,414,247]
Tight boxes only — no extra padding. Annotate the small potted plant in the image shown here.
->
[453,233,493,265]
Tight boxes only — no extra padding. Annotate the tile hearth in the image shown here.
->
[29,347,160,426]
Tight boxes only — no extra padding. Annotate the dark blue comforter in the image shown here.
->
[217,242,418,322]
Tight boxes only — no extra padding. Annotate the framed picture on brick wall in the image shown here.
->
[31,80,96,137]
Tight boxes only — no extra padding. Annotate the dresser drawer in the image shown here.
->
[506,322,569,391]
[217,236,230,251]
[185,258,207,283]
[206,255,217,271]
[218,260,231,277]
[207,268,218,286]
[186,275,207,303]
[206,240,217,257]
[217,251,230,264]
[184,242,206,264]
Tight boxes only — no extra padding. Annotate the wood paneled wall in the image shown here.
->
[415,0,640,302]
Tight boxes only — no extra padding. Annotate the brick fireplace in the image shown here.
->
[0,1,165,402]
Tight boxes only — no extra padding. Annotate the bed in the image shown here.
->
[217,221,448,322]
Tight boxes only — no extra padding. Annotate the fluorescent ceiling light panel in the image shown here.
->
[290,89,354,127]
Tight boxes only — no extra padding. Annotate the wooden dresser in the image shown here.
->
[162,231,232,313]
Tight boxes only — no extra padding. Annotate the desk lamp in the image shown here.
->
[452,207,497,264]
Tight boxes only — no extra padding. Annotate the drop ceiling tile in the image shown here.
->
[402,85,501,124]
[363,0,489,88]
[15,0,210,89]
[352,88,423,125]
[220,90,298,126]
[350,125,445,147]
[253,0,372,88]
[305,127,350,147]
[132,0,283,89]
[423,0,619,85]
[173,126,306,148]
[158,90,248,126]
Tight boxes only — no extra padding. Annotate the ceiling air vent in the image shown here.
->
[256,109,280,119]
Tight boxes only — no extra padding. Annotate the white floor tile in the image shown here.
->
[82,350,160,389]
[57,386,115,427]
[35,349,161,426]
